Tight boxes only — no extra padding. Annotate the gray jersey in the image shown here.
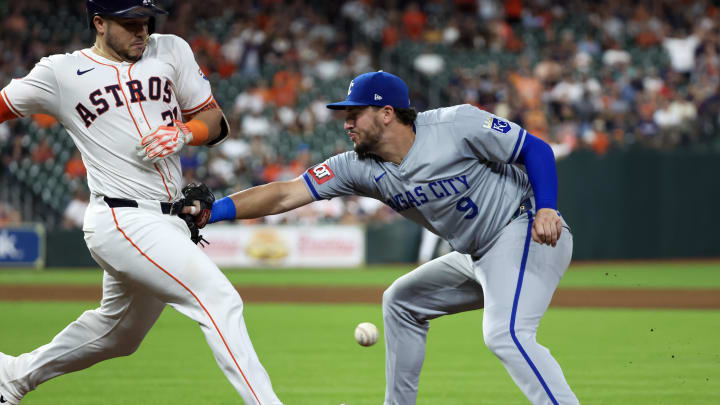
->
[302,104,533,257]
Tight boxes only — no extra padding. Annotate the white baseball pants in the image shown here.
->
[1,195,282,405]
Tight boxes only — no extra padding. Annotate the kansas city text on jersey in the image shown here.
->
[383,174,471,212]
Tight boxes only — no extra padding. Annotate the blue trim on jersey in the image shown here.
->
[508,128,526,164]
[302,172,321,200]
[510,211,559,405]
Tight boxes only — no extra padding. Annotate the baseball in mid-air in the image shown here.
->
[354,322,379,346]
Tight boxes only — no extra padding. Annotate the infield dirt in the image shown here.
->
[0,285,718,309]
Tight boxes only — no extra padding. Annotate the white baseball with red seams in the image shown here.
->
[0,34,283,405]
[354,322,379,347]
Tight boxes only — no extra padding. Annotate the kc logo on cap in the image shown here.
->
[327,71,410,110]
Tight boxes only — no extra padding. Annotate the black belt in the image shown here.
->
[103,196,174,215]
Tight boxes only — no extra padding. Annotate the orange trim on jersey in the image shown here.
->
[109,208,263,405]
[181,94,213,115]
[80,51,172,201]
[162,160,174,183]
[127,63,175,195]
[1,89,24,118]
[0,94,17,122]
[153,162,172,198]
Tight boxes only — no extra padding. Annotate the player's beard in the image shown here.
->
[106,30,144,62]
[353,115,383,160]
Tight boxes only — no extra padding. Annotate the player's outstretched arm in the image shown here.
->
[186,176,315,227]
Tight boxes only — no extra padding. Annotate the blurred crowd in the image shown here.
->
[1,0,719,227]
[435,0,720,156]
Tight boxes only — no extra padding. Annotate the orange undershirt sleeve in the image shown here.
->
[185,119,209,146]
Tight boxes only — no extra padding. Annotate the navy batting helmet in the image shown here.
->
[86,0,168,32]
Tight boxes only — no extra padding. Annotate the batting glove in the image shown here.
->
[136,120,193,163]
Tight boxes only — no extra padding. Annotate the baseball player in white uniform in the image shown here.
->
[0,1,282,404]
[188,71,579,404]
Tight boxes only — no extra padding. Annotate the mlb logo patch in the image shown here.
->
[198,68,208,81]
[308,163,335,184]
[484,117,511,134]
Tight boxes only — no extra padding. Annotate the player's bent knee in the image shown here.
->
[382,281,411,315]
[382,274,417,305]
[483,327,514,355]
[484,325,540,359]
[381,288,399,318]
[110,342,142,358]
[382,285,396,305]
[97,336,143,358]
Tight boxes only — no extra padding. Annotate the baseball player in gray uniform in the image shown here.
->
[192,71,579,404]
[0,1,282,404]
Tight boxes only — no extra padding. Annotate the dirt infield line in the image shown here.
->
[1,285,719,309]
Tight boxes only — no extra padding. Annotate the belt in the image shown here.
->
[509,198,533,223]
[103,196,174,215]
[471,198,533,262]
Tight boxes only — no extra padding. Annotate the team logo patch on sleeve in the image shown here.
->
[308,163,335,184]
[484,117,511,134]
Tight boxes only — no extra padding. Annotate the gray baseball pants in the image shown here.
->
[382,213,579,405]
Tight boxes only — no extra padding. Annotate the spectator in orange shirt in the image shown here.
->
[32,114,57,128]
[509,65,542,110]
[260,155,286,183]
[383,11,401,48]
[270,66,302,107]
[30,138,54,164]
[402,2,426,41]
[65,150,86,179]
[522,108,549,141]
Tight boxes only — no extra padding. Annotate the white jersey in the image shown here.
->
[1,34,214,201]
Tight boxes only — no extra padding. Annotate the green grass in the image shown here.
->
[0,302,718,404]
[561,262,720,289]
[1,261,719,288]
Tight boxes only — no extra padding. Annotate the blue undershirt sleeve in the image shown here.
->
[515,133,558,210]
[209,196,236,223]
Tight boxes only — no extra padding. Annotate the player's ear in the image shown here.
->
[382,106,395,125]
[93,15,107,35]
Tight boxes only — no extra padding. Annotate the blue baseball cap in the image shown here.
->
[327,71,410,110]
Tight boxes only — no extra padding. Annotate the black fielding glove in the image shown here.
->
[170,182,215,246]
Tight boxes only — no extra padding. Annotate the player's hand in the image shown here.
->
[532,208,563,247]
[181,200,211,227]
[136,120,193,163]
[178,182,214,229]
